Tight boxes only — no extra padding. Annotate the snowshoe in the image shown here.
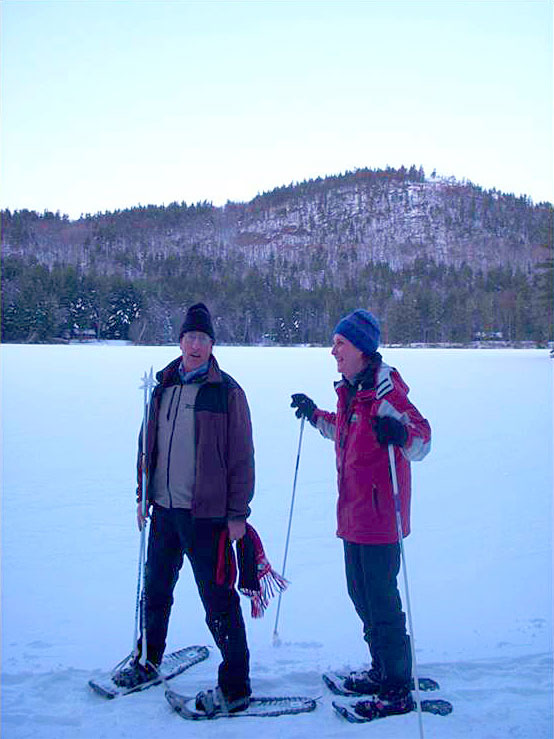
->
[323,670,439,696]
[166,688,317,720]
[88,645,209,699]
[333,696,453,723]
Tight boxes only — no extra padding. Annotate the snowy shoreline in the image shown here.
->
[4,340,553,350]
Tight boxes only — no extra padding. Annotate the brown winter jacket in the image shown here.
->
[137,354,255,520]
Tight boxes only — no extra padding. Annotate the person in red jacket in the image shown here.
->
[291,309,431,717]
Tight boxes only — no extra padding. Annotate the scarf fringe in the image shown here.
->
[240,567,289,619]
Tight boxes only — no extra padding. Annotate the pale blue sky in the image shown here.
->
[1,0,552,218]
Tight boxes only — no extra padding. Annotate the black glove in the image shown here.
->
[290,393,317,422]
[372,416,408,447]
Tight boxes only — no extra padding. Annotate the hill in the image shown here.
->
[2,166,552,344]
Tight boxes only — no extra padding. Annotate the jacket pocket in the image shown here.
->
[371,484,380,514]
[216,439,226,471]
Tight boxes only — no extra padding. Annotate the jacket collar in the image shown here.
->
[157,354,222,387]
[334,352,382,393]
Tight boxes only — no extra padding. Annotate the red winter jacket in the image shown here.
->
[312,360,431,545]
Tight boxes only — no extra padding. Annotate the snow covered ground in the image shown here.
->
[2,344,552,738]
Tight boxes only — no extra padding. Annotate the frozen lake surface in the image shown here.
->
[2,344,552,738]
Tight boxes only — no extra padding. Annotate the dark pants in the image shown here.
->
[343,540,411,689]
[143,504,250,700]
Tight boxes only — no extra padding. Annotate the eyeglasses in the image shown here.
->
[182,332,212,345]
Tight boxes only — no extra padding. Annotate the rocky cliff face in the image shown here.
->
[229,176,549,272]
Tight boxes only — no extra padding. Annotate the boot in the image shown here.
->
[354,685,414,719]
[343,667,382,694]
[112,658,159,689]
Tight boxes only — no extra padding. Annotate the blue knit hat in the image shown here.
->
[333,309,380,354]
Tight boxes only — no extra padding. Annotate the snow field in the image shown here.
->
[2,345,552,738]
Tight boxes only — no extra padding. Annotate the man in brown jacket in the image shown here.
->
[115,303,255,714]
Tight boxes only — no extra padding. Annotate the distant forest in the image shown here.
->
[2,166,552,346]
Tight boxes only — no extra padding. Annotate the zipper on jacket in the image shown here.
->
[166,386,183,508]
[338,402,355,488]
[166,387,177,421]
[339,393,357,449]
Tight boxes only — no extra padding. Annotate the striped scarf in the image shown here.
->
[216,523,289,618]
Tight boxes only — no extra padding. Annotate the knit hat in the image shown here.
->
[333,309,380,354]
[179,302,215,341]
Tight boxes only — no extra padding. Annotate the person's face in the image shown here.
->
[331,333,366,380]
[180,331,213,372]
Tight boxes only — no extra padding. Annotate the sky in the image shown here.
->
[1,0,552,220]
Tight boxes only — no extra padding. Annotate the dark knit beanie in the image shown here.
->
[333,309,380,354]
[179,302,215,341]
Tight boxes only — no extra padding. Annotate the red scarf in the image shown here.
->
[216,523,288,618]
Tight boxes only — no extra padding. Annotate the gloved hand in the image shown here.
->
[373,416,408,447]
[136,500,152,531]
[290,393,317,422]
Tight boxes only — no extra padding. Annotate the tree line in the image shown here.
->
[2,253,551,346]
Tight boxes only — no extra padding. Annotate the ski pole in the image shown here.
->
[133,521,147,661]
[134,367,154,665]
[388,443,424,739]
[272,415,305,646]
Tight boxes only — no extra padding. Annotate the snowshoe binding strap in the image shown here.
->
[344,668,382,694]
[112,659,159,689]
[195,689,222,718]
[195,687,250,717]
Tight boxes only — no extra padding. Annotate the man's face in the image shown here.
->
[180,331,213,372]
[331,333,366,380]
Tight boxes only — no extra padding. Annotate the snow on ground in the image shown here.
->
[2,344,552,738]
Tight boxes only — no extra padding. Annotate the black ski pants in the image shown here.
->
[343,540,412,689]
[143,504,250,700]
